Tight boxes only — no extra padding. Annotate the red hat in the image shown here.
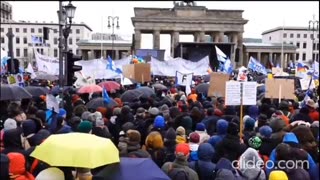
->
[189,132,200,143]
[175,143,190,156]
[214,109,223,117]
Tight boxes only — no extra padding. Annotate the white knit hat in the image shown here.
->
[4,118,17,131]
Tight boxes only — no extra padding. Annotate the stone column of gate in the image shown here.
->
[237,33,244,67]
[293,53,296,62]
[257,52,261,62]
[171,31,179,57]
[153,30,160,49]
[232,33,238,66]
[115,50,119,60]
[212,32,219,43]
[134,29,141,50]
[218,32,224,42]
[193,32,200,42]
[199,31,206,42]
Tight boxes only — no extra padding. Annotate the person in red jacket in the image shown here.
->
[306,99,319,121]
[7,152,34,180]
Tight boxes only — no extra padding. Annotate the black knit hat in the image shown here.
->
[227,122,239,136]
[165,127,176,141]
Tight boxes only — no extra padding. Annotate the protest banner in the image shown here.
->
[207,72,230,97]
[265,79,295,100]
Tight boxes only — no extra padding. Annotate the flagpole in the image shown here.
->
[101,16,103,59]
[281,18,285,68]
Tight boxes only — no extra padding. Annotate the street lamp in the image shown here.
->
[57,1,76,100]
[107,16,120,59]
[308,14,319,63]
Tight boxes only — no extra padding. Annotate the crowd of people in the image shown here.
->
[0,77,319,180]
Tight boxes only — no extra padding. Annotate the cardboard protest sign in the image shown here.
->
[300,78,315,90]
[225,81,241,105]
[122,63,151,83]
[272,67,283,75]
[265,79,295,100]
[207,72,230,97]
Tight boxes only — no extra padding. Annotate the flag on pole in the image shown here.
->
[223,57,233,75]
[102,87,111,104]
[106,55,122,74]
[247,56,267,75]
[215,46,227,63]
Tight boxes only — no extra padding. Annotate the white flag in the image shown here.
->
[25,63,37,79]
[176,71,193,95]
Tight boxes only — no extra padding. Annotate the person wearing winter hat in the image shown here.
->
[148,107,160,116]
[81,111,91,121]
[248,105,259,120]
[160,104,170,116]
[195,123,210,144]
[207,119,228,148]
[7,152,35,180]
[119,130,150,158]
[213,122,247,163]
[243,117,256,146]
[306,99,319,121]
[176,126,187,144]
[269,117,287,144]
[161,143,199,180]
[248,136,262,150]
[188,132,200,161]
[238,147,266,180]
[144,131,165,167]
[153,115,165,130]
[4,118,17,131]
[77,121,93,134]
[58,108,67,118]
[92,117,112,139]
[162,128,177,163]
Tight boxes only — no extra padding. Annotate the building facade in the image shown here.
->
[262,27,319,62]
[0,1,12,23]
[0,21,92,65]
[131,4,248,67]
[77,33,132,60]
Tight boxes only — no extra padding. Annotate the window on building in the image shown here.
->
[23,28,27,33]
[39,37,42,43]
[313,43,316,50]
[1,37,4,43]
[284,41,287,44]
[76,49,80,55]
[54,49,58,57]
[318,43,319,50]
[23,48,28,57]
[304,34,307,38]
[16,28,19,33]
[69,38,72,45]
[1,28,4,32]
[31,28,35,33]
[76,29,80,34]
[290,33,293,38]
[54,29,58,33]
[23,37,27,44]
[69,29,72,34]
[76,38,80,43]
[16,48,20,57]
[40,49,44,54]
[302,53,306,60]
[38,28,42,33]
[283,33,287,38]
[297,34,300,38]
[16,37,20,44]
[317,34,319,39]
[303,42,307,48]
[296,42,300,48]
[290,42,293,45]
[269,36,271,40]
[313,53,315,60]
[296,53,299,60]
[54,38,58,45]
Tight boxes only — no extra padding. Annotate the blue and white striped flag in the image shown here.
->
[223,57,233,75]
[31,35,42,44]
[247,56,267,75]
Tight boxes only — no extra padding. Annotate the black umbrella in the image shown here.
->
[203,75,210,82]
[25,86,49,97]
[152,83,167,91]
[50,86,74,95]
[195,83,210,95]
[86,97,118,109]
[135,87,155,99]
[0,84,32,100]
[120,90,143,102]
[35,72,59,81]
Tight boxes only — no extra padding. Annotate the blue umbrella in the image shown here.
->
[93,158,170,180]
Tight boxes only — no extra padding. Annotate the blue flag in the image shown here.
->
[106,55,122,74]
[103,87,110,104]
[247,56,267,75]
[223,57,233,75]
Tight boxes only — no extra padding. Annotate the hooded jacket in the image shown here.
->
[2,129,25,155]
[207,119,228,148]
[189,143,216,180]
[266,133,318,180]
[238,148,266,180]
[7,152,35,180]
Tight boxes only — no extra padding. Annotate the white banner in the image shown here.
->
[35,50,61,75]
[151,56,210,76]
[75,56,131,79]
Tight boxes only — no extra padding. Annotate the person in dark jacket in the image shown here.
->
[222,106,239,122]
[208,119,228,149]
[243,117,256,146]
[290,107,313,124]
[258,125,278,157]
[162,128,177,163]
[189,143,216,180]
[201,108,220,136]
[213,122,247,163]
[2,128,25,155]
[0,153,10,180]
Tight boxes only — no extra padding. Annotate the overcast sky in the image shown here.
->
[8,1,319,58]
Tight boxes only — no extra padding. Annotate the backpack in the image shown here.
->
[167,163,189,180]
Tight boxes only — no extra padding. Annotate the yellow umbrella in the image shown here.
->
[31,133,119,168]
